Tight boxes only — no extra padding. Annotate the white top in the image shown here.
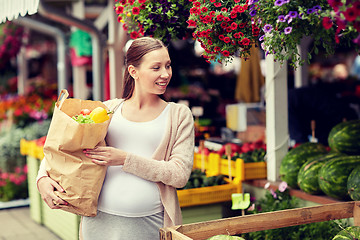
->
[97,102,169,217]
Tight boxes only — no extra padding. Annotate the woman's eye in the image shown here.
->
[153,67,160,70]
[166,65,171,69]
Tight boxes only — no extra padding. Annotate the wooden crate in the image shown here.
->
[177,182,241,208]
[207,153,266,180]
[160,201,360,240]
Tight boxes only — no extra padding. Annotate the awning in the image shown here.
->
[0,0,39,24]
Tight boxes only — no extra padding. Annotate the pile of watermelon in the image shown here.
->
[280,119,360,201]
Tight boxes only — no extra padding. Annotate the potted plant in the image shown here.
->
[114,0,193,44]
[187,0,260,64]
[251,0,360,66]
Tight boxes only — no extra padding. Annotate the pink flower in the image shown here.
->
[278,181,288,192]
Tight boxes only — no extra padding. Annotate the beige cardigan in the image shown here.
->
[37,99,195,227]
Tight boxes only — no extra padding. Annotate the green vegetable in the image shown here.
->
[280,142,328,188]
[72,114,94,124]
[347,165,360,201]
[332,226,360,240]
[318,155,360,200]
[297,152,342,195]
[328,120,360,155]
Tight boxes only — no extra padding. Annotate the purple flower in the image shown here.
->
[283,0,290,3]
[278,15,286,22]
[263,24,273,33]
[259,34,265,41]
[274,0,284,6]
[313,5,322,12]
[307,8,314,14]
[284,26,292,34]
[288,11,298,18]
[250,9,257,17]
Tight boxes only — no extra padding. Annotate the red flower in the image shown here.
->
[322,17,333,30]
[222,50,230,57]
[216,14,224,21]
[230,12,237,18]
[214,2,221,7]
[119,0,127,5]
[221,7,227,12]
[224,37,231,43]
[194,1,201,7]
[190,7,201,15]
[219,34,225,40]
[223,17,230,22]
[221,22,228,28]
[130,31,139,39]
[343,7,357,22]
[354,1,360,15]
[231,22,238,30]
[201,7,208,12]
[234,0,241,2]
[354,21,360,32]
[241,38,250,45]
[138,0,146,3]
[117,16,123,22]
[116,6,124,14]
[187,20,197,27]
[132,6,140,15]
[122,24,128,31]
[214,46,220,51]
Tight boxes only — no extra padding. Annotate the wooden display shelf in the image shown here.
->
[160,201,360,240]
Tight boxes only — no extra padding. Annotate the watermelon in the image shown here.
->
[318,155,360,200]
[348,165,360,201]
[280,142,328,188]
[297,152,342,195]
[328,120,360,155]
[207,235,245,240]
[332,226,360,240]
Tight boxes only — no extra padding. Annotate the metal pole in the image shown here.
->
[13,17,68,96]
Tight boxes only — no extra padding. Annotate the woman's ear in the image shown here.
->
[128,65,138,80]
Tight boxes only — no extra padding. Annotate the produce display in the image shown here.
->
[332,226,360,240]
[279,142,328,188]
[328,120,360,155]
[347,165,360,201]
[71,107,111,124]
[318,155,360,200]
[297,152,343,195]
[179,169,227,190]
[218,141,266,163]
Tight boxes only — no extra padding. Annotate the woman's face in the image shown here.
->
[132,47,172,96]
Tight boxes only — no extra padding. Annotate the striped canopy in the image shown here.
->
[0,0,39,24]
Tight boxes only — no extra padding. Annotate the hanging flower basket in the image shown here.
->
[0,22,24,69]
[114,0,193,44]
[251,0,360,66]
[187,0,260,64]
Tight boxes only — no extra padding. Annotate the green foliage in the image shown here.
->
[244,183,349,239]
[0,120,50,172]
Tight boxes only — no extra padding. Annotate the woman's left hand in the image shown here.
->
[83,146,127,166]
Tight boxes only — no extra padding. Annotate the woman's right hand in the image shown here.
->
[37,176,68,209]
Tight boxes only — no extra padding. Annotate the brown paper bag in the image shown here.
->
[43,89,112,217]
